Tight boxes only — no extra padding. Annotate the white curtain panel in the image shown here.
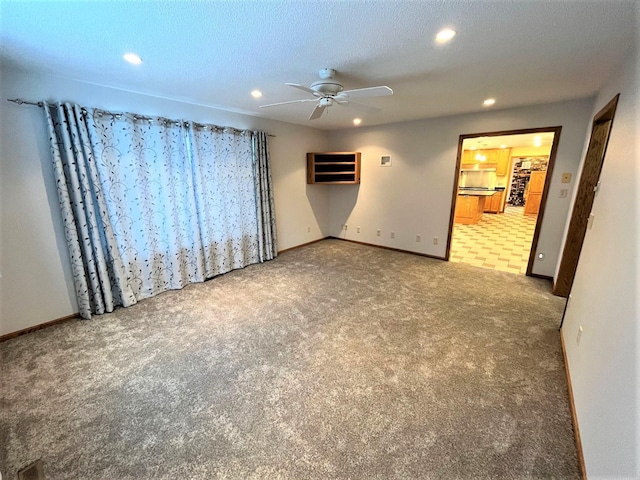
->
[188,125,261,277]
[87,112,207,300]
[44,102,277,319]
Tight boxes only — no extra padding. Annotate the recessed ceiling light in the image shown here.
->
[534,136,542,146]
[500,144,507,149]
[483,98,496,107]
[251,90,262,98]
[123,53,142,65]
[353,118,362,126]
[435,28,456,44]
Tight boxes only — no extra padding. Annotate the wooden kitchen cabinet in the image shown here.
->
[483,191,504,214]
[524,170,546,215]
[496,149,511,176]
[461,148,508,169]
[484,149,499,164]
[455,195,486,224]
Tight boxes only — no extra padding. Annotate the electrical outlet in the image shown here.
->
[433,237,438,245]
[416,235,421,243]
[376,229,381,237]
[343,224,348,231]
[357,226,361,233]
[562,172,572,183]
[576,326,583,345]
[307,226,311,233]
[559,189,568,198]
[390,231,395,239]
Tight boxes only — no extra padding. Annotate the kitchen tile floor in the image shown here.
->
[450,206,537,275]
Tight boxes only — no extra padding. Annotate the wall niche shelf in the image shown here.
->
[307,152,361,184]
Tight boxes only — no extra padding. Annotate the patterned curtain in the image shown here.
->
[43,103,137,318]
[252,131,277,261]
[188,125,261,277]
[44,102,277,319]
[87,112,207,301]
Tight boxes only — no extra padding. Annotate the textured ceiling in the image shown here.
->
[0,1,636,130]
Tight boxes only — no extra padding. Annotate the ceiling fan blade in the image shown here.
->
[259,98,318,108]
[285,83,320,97]
[340,86,393,98]
[309,104,326,120]
[345,100,381,114]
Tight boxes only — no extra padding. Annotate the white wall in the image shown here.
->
[326,99,594,277]
[0,67,329,336]
[561,46,639,478]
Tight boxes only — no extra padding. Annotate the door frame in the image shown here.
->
[445,126,563,277]
[554,94,620,296]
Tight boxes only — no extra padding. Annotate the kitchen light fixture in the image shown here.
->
[353,118,362,126]
[251,90,262,98]
[483,98,496,107]
[435,28,456,44]
[123,53,142,65]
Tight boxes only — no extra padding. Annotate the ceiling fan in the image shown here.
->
[260,68,393,120]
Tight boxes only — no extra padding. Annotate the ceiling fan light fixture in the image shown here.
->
[251,89,262,98]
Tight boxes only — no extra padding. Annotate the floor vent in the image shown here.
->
[17,460,45,480]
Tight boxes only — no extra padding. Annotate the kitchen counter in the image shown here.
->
[457,188,501,196]
[455,190,498,224]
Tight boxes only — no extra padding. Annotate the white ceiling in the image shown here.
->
[0,1,636,130]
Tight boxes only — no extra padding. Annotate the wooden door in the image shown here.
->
[554,95,619,297]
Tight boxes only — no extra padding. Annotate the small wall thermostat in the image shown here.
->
[380,155,392,167]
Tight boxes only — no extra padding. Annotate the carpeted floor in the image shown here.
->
[0,239,579,479]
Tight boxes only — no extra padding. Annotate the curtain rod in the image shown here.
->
[6,98,276,137]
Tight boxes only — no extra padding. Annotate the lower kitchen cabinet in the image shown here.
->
[483,191,504,214]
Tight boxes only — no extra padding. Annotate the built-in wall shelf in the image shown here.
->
[307,152,361,184]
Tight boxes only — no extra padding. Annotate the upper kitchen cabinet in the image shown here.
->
[496,149,511,176]
[461,148,510,172]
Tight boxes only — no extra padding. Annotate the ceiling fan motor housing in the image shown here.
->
[310,80,344,95]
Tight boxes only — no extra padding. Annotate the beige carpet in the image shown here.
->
[0,239,579,479]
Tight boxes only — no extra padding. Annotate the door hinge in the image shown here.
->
[593,181,601,194]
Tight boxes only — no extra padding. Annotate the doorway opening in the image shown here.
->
[446,127,562,276]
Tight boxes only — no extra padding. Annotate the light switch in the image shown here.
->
[561,173,572,183]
